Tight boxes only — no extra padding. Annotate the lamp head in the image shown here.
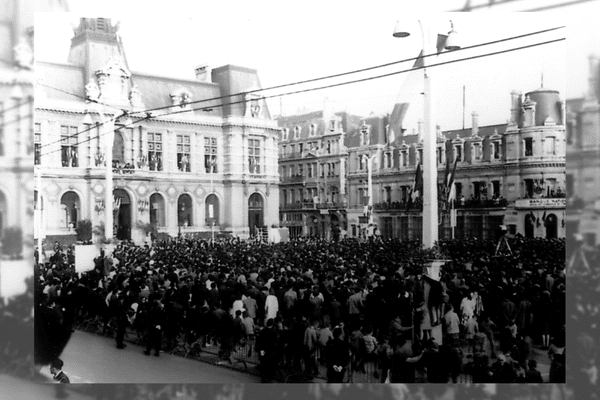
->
[444,20,460,51]
[392,20,410,38]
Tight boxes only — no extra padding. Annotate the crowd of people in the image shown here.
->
[34,235,565,383]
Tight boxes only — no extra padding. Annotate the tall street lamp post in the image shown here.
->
[85,105,116,242]
[393,19,460,249]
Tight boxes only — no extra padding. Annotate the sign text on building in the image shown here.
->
[515,198,566,208]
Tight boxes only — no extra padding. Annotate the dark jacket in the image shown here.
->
[255,327,278,358]
[326,338,349,369]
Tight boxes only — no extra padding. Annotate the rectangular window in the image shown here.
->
[401,186,408,202]
[402,151,408,167]
[298,143,304,155]
[437,148,443,164]
[545,137,556,155]
[34,122,41,165]
[525,179,534,197]
[61,125,79,167]
[524,138,533,156]
[307,163,313,178]
[148,132,163,171]
[297,164,304,177]
[473,144,482,160]
[177,134,191,172]
[455,182,463,199]
[204,137,217,173]
[384,186,392,203]
[359,155,365,171]
[249,138,261,174]
[492,181,500,198]
[385,152,392,168]
[493,142,500,159]
[282,166,287,178]
[417,149,423,164]
[455,145,462,162]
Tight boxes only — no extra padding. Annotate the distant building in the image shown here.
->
[566,54,600,246]
[276,108,362,239]
[35,18,280,246]
[345,86,566,241]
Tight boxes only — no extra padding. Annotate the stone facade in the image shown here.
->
[35,18,280,246]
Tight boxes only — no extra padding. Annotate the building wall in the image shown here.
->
[35,18,280,245]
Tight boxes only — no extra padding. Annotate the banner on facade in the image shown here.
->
[515,198,566,208]
[208,204,214,218]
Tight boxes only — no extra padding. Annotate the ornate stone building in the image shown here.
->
[566,54,600,246]
[35,18,280,245]
[276,109,362,238]
[345,86,566,241]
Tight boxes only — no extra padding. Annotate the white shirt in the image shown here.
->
[231,299,245,317]
[265,294,279,321]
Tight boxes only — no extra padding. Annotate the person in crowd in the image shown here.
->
[255,318,278,383]
[50,358,70,383]
[465,314,479,354]
[443,303,461,349]
[144,299,166,357]
[326,327,349,383]
[548,334,566,383]
[265,287,279,323]
[39,235,565,384]
[303,319,320,376]
[526,359,544,383]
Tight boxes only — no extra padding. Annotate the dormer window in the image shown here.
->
[492,141,501,160]
[294,126,301,139]
[384,151,393,169]
[473,143,482,160]
[401,149,408,167]
[282,128,289,141]
[310,124,317,136]
[454,145,462,162]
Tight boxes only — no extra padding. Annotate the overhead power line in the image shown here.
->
[39,36,565,159]
[37,26,564,151]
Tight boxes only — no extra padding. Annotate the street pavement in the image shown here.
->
[39,330,261,383]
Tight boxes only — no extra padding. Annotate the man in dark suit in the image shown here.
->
[144,300,166,357]
[255,318,278,382]
[50,358,70,383]
[326,327,349,383]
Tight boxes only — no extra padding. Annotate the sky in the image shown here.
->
[34,1,596,132]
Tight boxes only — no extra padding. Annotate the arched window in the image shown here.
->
[205,194,219,226]
[177,194,193,227]
[150,193,166,227]
[60,191,80,229]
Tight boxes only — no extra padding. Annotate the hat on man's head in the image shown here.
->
[266,318,274,327]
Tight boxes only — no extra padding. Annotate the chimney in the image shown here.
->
[510,91,522,126]
[588,54,599,101]
[471,111,479,137]
[195,64,210,82]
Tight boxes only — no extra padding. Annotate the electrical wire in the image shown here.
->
[524,0,597,11]
[37,25,565,151]
[38,36,565,159]
[0,98,34,118]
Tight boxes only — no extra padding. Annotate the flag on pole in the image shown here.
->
[529,211,536,223]
[392,50,425,137]
[542,210,547,222]
[406,162,423,211]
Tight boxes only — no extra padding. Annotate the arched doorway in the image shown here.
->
[178,194,193,227]
[60,191,80,230]
[205,194,219,226]
[149,193,165,227]
[113,189,131,240]
[545,213,558,239]
[248,193,264,234]
[0,190,6,237]
[524,213,535,238]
